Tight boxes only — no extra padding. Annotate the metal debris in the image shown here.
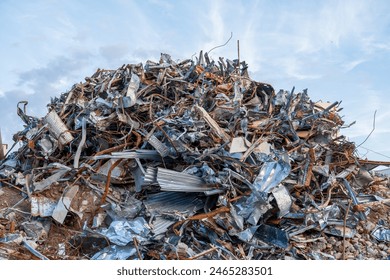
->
[371,226,390,242]
[52,185,79,224]
[1,51,390,260]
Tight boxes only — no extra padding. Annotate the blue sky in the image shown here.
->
[1,0,390,161]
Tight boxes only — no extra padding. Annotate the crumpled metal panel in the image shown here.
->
[253,152,291,193]
[236,226,259,242]
[52,185,79,224]
[255,224,289,249]
[271,185,292,218]
[30,196,57,217]
[98,217,150,246]
[125,73,140,107]
[371,226,390,242]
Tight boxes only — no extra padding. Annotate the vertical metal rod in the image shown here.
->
[237,40,240,75]
[0,128,4,160]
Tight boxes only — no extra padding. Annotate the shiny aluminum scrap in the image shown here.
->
[1,50,390,260]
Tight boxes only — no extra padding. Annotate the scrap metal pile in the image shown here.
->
[1,52,389,260]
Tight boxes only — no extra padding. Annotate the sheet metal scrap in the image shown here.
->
[1,51,390,260]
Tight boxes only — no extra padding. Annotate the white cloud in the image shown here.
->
[282,57,322,80]
[342,59,366,72]
[262,55,323,82]
[50,77,71,92]
[362,38,390,54]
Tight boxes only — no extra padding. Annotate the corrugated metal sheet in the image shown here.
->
[144,191,204,214]
[144,192,204,237]
[149,216,175,236]
[157,167,215,192]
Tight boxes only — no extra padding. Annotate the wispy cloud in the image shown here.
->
[280,57,322,80]
[342,59,366,72]
[291,0,369,53]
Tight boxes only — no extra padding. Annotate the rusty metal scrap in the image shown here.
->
[0,51,390,260]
